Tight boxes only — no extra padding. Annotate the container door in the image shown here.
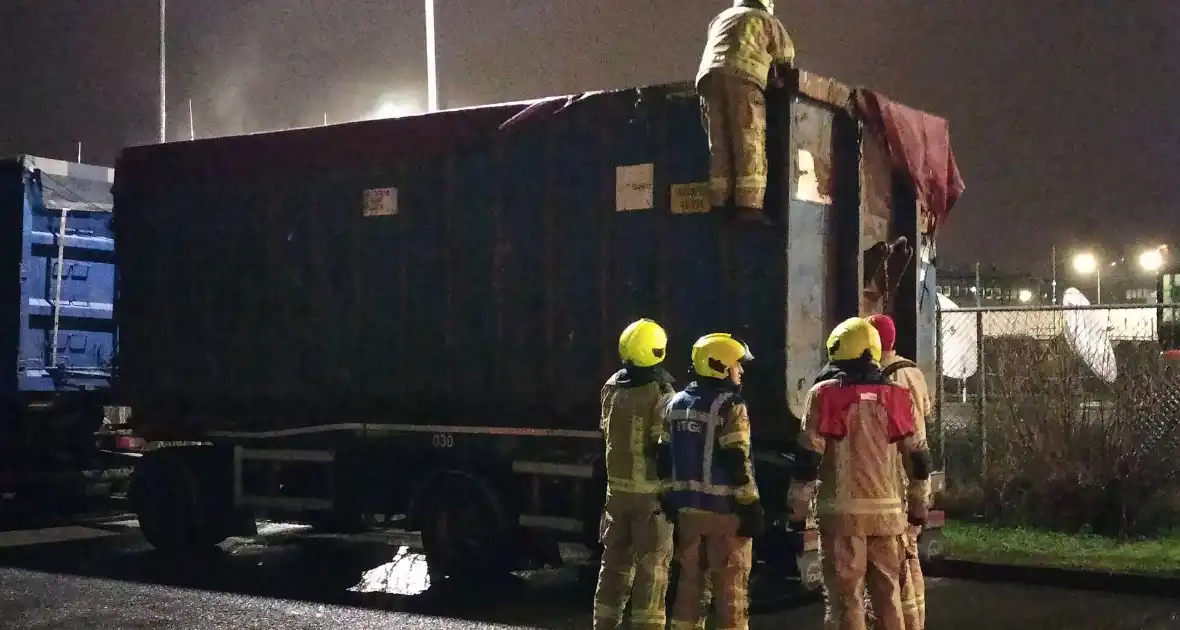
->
[19,171,115,392]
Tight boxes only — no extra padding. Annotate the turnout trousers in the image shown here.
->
[698,72,768,213]
[821,534,907,630]
[670,510,752,630]
[593,490,675,630]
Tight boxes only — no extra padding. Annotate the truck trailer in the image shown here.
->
[0,156,127,509]
[113,71,959,596]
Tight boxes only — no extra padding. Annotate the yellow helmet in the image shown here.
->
[691,333,754,379]
[734,0,774,12]
[618,318,668,367]
[826,317,883,362]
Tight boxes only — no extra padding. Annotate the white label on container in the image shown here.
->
[363,187,398,217]
[615,163,654,211]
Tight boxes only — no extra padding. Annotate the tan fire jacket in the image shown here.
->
[789,378,932,537]
[880,352,932,421]
[601,370,676,496]
[881,352,933,509]
[695,6,795,90]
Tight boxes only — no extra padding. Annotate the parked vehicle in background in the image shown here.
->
[0,156,133,513]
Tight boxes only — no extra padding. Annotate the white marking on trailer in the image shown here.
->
[511,461,594,478]
[28,298,113,313]
[0,526,118,548]
[236,448,335,463]
[519,515,585,533]
[208,423,601,440]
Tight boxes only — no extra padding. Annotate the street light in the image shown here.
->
[425,0,438,112]
[1072,252,1102,304]
[1017,289,1033,303]
[159,0,166,143]
[1139,247,1165,272]
[1072,252,1097,274]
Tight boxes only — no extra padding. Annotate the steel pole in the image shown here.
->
[159,0,167,143]
[425,0,439,111]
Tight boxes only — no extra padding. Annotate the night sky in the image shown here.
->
[2,0,1177,271]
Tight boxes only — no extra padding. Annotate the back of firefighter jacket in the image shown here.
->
[792,379,929,537]
[696,6,795,90]
[881,354,932,420]
[880,354,934,511]
[601,369,676,495]
[665,381,758,513]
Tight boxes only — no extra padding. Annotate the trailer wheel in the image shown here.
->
[419,473,515,581]
[131,450,226,554]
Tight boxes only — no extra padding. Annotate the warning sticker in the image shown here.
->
[670,183,710,214]
[615,164,654,211]
[363,187,398,217]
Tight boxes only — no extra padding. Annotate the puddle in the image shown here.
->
[349,545,432,596]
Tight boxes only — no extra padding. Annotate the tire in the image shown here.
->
[419,473,517,581]
[131,449,226,554]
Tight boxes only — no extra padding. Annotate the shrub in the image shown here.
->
[936,309,1180,538]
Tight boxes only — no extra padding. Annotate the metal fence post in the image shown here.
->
[975,309,987,480]
[935,307,945,472]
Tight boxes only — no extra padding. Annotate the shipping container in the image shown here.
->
[0,155,125,505]
[114,72,955,594]
[115,76,937,439]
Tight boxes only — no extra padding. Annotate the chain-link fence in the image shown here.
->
[933,302,1180,536]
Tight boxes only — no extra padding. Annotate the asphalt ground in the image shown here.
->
[0,513,1177,629]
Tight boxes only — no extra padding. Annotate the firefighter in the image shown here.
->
[593,318,678,630]
[788,317,932,630]
[665,333,764,630]
[867,313,931,630]
[695,0,795,223]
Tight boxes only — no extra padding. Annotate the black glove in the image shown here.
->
[908,505,928,528]
[658,495,678,525]
[736,500,766,539]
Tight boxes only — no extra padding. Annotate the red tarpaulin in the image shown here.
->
[853,89,965,233]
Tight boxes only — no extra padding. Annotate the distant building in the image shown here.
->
[936,266,1051,306]
[936,254,1164,306]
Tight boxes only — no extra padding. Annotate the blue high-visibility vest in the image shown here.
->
[666,381,742,514]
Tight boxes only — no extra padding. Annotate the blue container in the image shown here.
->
[114,75,932,444]
[0,156,115,397]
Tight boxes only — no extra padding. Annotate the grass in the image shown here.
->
[942,520,1180,578]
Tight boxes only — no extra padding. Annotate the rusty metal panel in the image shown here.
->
[859,130,894,315]
[785,98,838,420]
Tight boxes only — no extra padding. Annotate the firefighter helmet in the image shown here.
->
[618,319,668,367]
[827,317,883,362]
[734,0,774,12]
[866,314,897,352]
[691,333,754,379]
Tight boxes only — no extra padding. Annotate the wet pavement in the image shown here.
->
[0,514,1177,629]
